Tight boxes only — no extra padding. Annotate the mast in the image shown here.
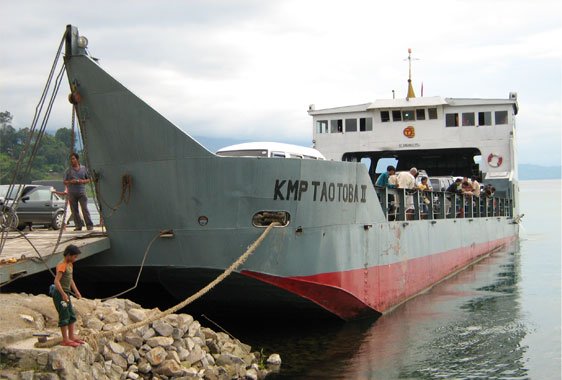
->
[406,48,416,99]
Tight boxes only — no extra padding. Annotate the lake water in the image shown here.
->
[233,179,561,380]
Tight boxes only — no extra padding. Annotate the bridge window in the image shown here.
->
[402,110,415,121]
[345,118,357,132]
[462,112,475,126]
[416,109,426,120]
[478,112,491,125]
[316,120,328,133]
[428,108,438,119]
[446,113,459,127]
[331,119,343,133]
[392,110,402,121]
[380,111,390,122]
[360,117,373,131]
[495,111,508,125]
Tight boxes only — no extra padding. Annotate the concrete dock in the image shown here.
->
[0,227,109,285]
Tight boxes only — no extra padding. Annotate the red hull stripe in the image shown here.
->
[242,236,516,320]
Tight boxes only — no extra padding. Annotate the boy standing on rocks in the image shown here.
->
[53,244,85,347]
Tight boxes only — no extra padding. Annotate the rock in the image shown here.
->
[125,334,143,349]
[108,340,125,355]
[167,350,181,364]
[102,321,124,331]
[20,370,34,380]
[177,346,190,361]
[138,344,152,356]
[242,353,256,366]
[127,351,135,365]
[153,359,188,377]
[146,336,174,348]
[245,368,259,380]
[172,327,184,339]
[137,359,152,374]
[206,340,220,355]
[146,346,167,366]
[187,321,201,337]
[104,310,126,324]
[184,337,195,351]
[33,374,61,380]
[266,353,282,365]
[185,345,204,366]
[153,320,174,337]
[102,298,126,310]
[215,352,244,366]
[206,353,216,366]
[177,314,194,328]
[86,317,104,331]
[0,369,21,380]
[202,367,219,380]
[126,371,139,380]
[110,352,128,369]
[202,328,218,341]
[127,308,147,323]
[142,327,156,340]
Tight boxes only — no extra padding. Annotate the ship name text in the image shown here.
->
[274,179,367,203]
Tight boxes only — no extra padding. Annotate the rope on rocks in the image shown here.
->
[35,222,279,349]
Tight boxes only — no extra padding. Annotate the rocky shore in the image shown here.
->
[0,293,281,380]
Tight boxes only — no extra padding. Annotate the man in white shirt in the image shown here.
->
[397,168,418,189]
[396,168,418,216]
[471,176,481,197]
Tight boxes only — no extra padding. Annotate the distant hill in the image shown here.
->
[519,164,561,180]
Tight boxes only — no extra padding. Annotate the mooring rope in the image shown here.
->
[35,222,279,348]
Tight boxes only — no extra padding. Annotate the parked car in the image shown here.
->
[429,176,455,192]
[0,184,66,230]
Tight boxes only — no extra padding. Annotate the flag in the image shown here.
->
[421,82,424,97]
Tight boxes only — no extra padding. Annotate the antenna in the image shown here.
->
[403,48,420,99]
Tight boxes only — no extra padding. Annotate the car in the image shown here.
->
[429,176,455,192]
[0,184,66,230]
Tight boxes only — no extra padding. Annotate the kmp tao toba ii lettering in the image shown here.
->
[274,179,367,203]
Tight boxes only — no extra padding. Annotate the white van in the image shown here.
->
[216,142,326,160]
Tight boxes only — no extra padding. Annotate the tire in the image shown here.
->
[52,211,64,230]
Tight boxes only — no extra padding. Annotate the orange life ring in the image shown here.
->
[403,126,415,138]
[487,153,503,168]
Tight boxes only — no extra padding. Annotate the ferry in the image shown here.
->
[62,26,519,319]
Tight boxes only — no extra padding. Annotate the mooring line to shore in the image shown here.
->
[36,222,280,348]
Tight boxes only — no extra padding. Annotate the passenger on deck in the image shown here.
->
[375,166,396,188]
[397,168,418,219]
[376,166,397,220]
[397,168,418,189]
[471,176,481,197]
[445,178,463,216]
[418,177,432,217]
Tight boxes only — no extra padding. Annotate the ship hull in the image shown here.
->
[63,33,519,320]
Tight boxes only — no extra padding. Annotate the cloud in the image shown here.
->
[1,0,560,164]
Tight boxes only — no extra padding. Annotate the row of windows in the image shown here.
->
[381,108,438,122]
[445,111,508,127]
[316,117,373,134]
[316,109,510,134]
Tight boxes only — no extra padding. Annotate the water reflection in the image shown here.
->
[261,241,527,380]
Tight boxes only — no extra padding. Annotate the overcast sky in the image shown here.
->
[1,0,560,165]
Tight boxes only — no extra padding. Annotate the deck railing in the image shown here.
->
[375,187,513,222]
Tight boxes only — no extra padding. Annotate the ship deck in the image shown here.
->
[0,227,109,285]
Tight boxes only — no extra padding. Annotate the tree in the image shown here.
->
[0,111,74,184]
[55,128,72,148]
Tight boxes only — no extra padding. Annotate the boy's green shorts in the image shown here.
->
[53,290,76,327]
